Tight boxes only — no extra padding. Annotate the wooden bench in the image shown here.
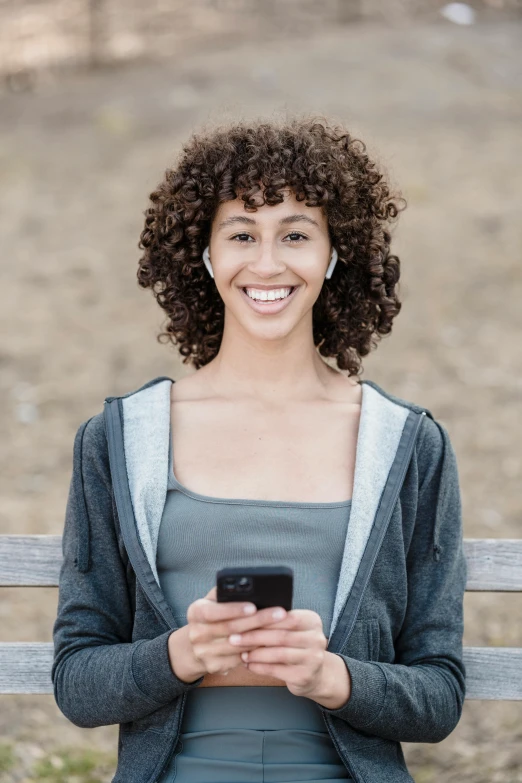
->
[0,536,521,699]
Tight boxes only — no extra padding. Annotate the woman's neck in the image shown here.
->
[197,332,356,405]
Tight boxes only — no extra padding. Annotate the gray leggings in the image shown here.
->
[159,685,353,782]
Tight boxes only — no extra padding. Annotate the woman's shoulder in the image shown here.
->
[79,410,107,447]
[72,411,111,484]
[361,378,455,470]
[76,375,176,458]
[361,378,432,417]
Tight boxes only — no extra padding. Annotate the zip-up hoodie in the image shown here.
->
[51,375,467,783]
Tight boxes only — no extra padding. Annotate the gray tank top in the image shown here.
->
[156,426,352,635]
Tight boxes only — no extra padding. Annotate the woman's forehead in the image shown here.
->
[213,190,327,225]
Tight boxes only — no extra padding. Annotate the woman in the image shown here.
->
[52,116,467,783]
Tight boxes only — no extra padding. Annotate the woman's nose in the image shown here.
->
[247,242,286,276]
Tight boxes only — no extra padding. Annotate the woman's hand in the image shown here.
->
[182,586,293,679]
[227,602,331,699]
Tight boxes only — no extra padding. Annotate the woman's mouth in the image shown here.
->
[239,285,299,314]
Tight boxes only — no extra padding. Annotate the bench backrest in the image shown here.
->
[0,536,521,698]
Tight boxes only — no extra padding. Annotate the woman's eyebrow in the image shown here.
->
[217,214,320,230]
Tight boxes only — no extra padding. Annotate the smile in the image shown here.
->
[245,287,294,301]
[239,285,299,314]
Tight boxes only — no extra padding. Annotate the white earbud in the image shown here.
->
[325,247,338,279]
[202,245,214,279]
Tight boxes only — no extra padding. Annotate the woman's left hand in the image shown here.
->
[228,608,329,699]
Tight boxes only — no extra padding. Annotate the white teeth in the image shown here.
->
[245,287,293,302]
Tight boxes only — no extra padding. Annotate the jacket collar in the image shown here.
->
[113,376,425,644]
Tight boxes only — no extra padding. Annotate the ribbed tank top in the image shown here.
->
[156,425,352,634]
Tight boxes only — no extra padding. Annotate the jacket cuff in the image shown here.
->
[131,630,205,705]
[318,654,387,728]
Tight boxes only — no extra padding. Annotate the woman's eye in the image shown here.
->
[231,233,253,244]
[230,232,307,244]
[285,232,307,242]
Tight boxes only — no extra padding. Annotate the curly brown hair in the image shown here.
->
[137,115,406,377]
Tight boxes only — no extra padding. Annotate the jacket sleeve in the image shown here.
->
[319,414,467,743]
[51,414,204,729]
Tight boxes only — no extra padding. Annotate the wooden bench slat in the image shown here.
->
[0,643,56,694]
[463,646,522,700]
[0,643,521,699]
[0,535,62,586]
[464,539,522,591]
[1,536,522,590]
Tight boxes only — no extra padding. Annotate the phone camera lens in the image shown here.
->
[236,577,253,593]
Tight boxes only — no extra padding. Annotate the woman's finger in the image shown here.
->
[228,627,318,649]
[243,646,317,666]
[201,652,246,675]
[187,594,257,625]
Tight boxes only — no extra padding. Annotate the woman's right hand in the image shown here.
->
[168,585,288,682]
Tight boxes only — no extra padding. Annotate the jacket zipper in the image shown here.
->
[332,410,426,654]
[104,398,177,631]
[321,709,360,782]
[152,692,187,783]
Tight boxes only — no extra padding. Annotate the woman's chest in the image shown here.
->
[170,400,361,503]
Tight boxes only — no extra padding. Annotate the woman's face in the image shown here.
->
[208,188,333,342]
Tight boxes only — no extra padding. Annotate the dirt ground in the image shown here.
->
[0,13,521,783]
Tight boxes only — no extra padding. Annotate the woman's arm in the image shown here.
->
[51,415,204,729]
[319,415,467,743]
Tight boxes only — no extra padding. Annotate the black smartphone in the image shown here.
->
[216,566,293,611]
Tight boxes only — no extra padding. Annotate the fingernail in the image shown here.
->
[272,608,286,620]
[241,651,249,661]
[243,604,256,614]
[229,634,242,644]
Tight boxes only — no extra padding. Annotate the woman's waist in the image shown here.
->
[181,685,329,733]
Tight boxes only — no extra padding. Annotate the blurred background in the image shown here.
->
[0,1,521,781]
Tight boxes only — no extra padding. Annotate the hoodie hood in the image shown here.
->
[108,377,427,646]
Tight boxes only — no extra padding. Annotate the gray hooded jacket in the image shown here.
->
[51,375,467,783]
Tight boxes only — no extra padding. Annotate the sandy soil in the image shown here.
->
[0,14,521,782]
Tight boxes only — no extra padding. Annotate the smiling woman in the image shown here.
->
[52,114,467,783]
[136,115,406,376]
